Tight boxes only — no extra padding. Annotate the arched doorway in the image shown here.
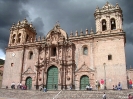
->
[26,77,32,90]
[80,75,89,90]
[46,66,58,90]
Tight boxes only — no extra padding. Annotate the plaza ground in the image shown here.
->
[0,88,132,99]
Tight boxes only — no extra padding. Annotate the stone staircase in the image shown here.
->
[55,90,132,99]
[0,89,59,99]
[0,89,133,99]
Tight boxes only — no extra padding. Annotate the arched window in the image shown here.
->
[102,19,107,31]
[51,47,56,56]
[18,33,21,43]
[26,34,29,42]
[11,63,14,67]
[29,51,33,59]
[12,34,16,44]
[110,18,116,30]
[83,46,88,55]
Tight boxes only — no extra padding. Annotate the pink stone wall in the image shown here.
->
[2,49,23,88]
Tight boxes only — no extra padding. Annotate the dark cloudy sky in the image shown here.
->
[0,0,133,68]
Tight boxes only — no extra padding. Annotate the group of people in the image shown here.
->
[112,82,122,90]
[40,86,47,92]
[86,84,92,91]
[95,79,105,90]
[11,82,27,90]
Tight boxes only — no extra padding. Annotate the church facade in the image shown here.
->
[2,2,127,90]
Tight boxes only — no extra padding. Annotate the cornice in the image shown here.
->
[69,32,125,42]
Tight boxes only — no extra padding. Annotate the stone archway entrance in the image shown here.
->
[26,77,32,90]
[46,66,58,90]
[80,75,89,90]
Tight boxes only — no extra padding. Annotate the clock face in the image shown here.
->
[12,53,15,56]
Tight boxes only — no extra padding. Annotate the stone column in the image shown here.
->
[90,42,94,69]
[106,16,110,31]
[8,32,13,45]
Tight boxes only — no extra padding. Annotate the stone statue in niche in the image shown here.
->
[46,49,49,57]
[30,38,33,42]
[59,48,62,57]
[67,75,70,81]
[39,50,44,61]
[68,67,71,73]
[67,47,71,58]
[52,35,55,41]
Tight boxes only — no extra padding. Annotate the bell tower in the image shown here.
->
[8,19,36,46]
[94,2,123,34]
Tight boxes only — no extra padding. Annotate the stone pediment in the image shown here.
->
[76,62,95,73]
[22,67,36,75]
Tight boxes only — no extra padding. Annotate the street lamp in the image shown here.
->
[103,63,106,90]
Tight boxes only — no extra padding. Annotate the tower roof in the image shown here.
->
[10,18,36,34]
[94,2,122,15]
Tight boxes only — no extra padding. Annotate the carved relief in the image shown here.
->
[58,67,62,84]
[66,67,71,81]
[39,49,44,63]
[59,47,62,58]
[46,48,49,58]
[51,34,58,44]
[67,47,72,58]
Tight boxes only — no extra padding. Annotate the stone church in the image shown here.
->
[2,2,127,90]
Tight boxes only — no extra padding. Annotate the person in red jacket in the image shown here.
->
[100,79,104,89]
[128,94,133,99]
[129,79,132,89]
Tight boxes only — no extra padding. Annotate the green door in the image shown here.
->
[46,66,58,90]
[26,77,32,90]
[80,75,89,90]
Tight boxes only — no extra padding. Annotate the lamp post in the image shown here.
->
[103,63,106,90]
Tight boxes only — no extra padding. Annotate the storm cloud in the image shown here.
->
[0,0,133,68]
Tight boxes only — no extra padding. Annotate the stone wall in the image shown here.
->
[2,49,23,88]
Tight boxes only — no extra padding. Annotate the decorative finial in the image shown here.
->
[17,21,21,25]
[130,65,132,69]
[55,21,60,29]
[86,28,88,35]
[35,37,37,42]
[90,27,94,34]
[43,35,45,39]
[30,22,33,28]
[106,1,109,5]
[96,5,99,9]
[115,2,120,9]
[24,18,28,24]
[80,29,83,35]
[38,36,41,41]
[75,30,78,36]
[70,31,73,37]
[12,23,15,28]
[30,38,33,42]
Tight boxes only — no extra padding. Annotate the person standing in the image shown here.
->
[129,79,132,89]
[128,94,133,99]
[98,81,100,90]
[95,80,98,90]
[17,82,20,89]
[103,92,106,99]
[100,79,104,89]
